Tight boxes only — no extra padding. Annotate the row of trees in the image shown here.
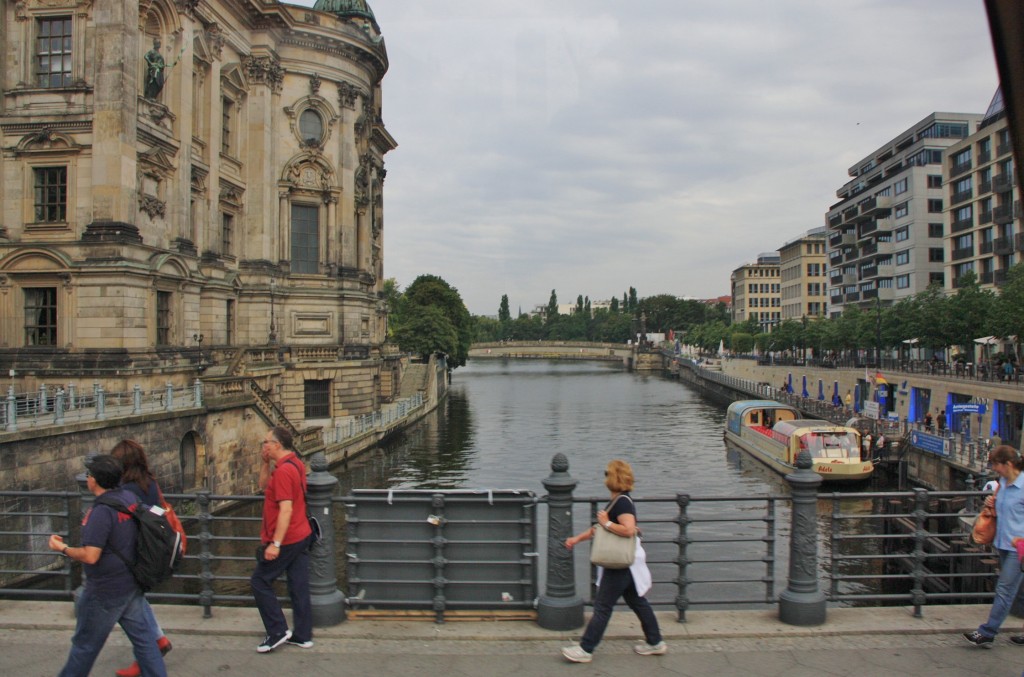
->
[685,267,1024,361]
[385,263,1024,369]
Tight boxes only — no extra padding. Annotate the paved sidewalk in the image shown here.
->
[0,601,1020,676]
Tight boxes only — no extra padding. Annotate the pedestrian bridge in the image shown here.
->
[469,341,635,363]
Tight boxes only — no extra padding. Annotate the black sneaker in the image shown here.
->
[963,631,994,648]
[257,630,292,653]
[1010,635,1024,645]
[287,638,314,649]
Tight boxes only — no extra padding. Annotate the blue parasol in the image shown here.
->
[787,373,793,394]
[817,379,825,401]
[801,375,809,398]
[832,381,841,406]
[853,384,861,413]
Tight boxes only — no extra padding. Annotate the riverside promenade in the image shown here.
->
[1,602,1018,676]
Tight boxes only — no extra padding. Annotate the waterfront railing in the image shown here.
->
[2,381,204,432]
[0,460,998,624]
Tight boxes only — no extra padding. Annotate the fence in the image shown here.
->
[322,393,426,446]
[0,453,1000,626]
[1,381,204,432]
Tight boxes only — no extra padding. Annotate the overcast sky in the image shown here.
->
[288,0,999,316]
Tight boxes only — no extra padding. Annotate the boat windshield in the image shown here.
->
[799,431,859,459]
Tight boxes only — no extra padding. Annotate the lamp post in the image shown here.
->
[875,298,882,369]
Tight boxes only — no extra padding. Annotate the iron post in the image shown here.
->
[537,453,584,630]
[306,451,346,625]
[779,450,826,626]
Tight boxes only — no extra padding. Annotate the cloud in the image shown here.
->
[288,0,998,314]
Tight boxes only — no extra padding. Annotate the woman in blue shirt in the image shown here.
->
[964,445,1024,647]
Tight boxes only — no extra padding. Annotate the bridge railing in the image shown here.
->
[0,475,997,623]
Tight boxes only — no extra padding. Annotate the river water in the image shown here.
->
[341,358,789,497]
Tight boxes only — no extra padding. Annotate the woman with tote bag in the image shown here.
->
[561,459,665,663]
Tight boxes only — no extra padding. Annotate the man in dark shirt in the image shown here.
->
[49,455,166,677]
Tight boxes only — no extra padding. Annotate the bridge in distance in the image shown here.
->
[468,341,635,364]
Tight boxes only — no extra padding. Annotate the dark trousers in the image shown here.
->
[579,567,661,653]
[251,536,313,642]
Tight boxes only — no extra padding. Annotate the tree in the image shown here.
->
[546,289,559,321]
[994,263,1024,359]
[628,287,638,311]
[946,272,996,358]
[610,297,619,313]
[402,274,472,367]
[382,278,402,337]
[498,294,511,323]
[392,305,458,362]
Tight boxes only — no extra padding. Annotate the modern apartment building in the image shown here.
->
[825,112,983,317]
[942,90,1022,290]
[730,253,781,331]
[778,228,828,321]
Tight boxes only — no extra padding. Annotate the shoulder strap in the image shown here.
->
[281,456,308,498]
[92,495,135,569]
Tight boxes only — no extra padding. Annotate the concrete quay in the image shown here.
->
[0,601,1020,676]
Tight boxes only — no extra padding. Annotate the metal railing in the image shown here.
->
[0,482,1000,622]
[322,393,425,446]
[2,381,204,432]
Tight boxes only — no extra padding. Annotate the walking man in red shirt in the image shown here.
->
[251,426,313,653]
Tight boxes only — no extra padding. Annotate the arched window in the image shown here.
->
[179,432,198,489]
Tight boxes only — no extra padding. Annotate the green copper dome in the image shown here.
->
[313,0,377,23]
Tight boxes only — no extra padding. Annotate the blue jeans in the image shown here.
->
[59,585,166,677]
[580,567,662,653]
[251,536,313,642]
[979,548,1024,637]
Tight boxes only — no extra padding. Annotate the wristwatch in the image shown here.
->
[62,545,70,556]
[604,521,613,529]
[272,541,282,548]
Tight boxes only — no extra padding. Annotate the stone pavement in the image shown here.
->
[0,601,1021,676]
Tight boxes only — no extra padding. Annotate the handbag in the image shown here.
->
[971,484,998,546]
[590,495,637,569]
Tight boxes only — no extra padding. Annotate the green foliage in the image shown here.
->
[397,274,472,367]
[498,294,511,323]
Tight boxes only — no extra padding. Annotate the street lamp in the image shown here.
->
[269,277,278,345]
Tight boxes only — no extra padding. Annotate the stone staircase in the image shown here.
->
[399,363,430,399]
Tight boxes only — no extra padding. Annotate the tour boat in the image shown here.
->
[724,400,873,482]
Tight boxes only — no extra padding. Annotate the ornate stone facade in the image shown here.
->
[0,0,398,431]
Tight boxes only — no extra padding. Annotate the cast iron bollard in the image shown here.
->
[537,453,584,630]
[306,451,346,625]
[779,450,826,626]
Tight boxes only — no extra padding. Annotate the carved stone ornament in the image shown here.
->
[338,81,359,110]
[14,2,28,21]
[139,195,167,219]
[309,73,321,95]
[219,184,243,204]
[242,55,284,94]
[175,0,200,15]
[206,24,225,60]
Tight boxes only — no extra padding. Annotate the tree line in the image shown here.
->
[385,264,1024,369]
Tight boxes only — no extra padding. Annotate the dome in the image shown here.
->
[313,0,377,23]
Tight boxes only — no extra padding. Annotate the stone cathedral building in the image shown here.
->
[0,0,402,454]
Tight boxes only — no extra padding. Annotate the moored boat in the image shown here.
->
[725,400,873,482]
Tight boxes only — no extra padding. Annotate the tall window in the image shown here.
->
[928,223,943,238]
[156,291,171,345]
[24,287,57,346]
[221,97,233,155]
[927,175,943,188]
[927,199,943,213]
[893,178,908,195]
[304,380,331,418]
[221,212,233,256]
[290,204,319,274]
[36,17,73,88]
[226,299,235,346]
[34,167,67,222]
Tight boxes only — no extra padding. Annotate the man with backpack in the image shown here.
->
[48,454,167,677]
[251,426,314,653]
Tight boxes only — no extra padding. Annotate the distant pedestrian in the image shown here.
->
[561,459,664,663]
[964,446,1024,648]
[50,455,167,677]
[923,411,933,431]
[251,426,314,653]
[938,410,946,434]
[845,390,853,408]
[862,433,873,460]
[875,433,887,456]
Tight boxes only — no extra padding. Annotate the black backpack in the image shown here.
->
[94,494,184,592]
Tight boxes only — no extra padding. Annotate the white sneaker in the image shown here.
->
[634,640,667,655]
[561,645,593,663]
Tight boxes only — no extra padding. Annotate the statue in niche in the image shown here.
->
[144,38,182,100]
[144,38,166,99]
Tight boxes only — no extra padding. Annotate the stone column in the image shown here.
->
[537,453,584,630]
[306,452,346,626]
[779,450,826,626]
